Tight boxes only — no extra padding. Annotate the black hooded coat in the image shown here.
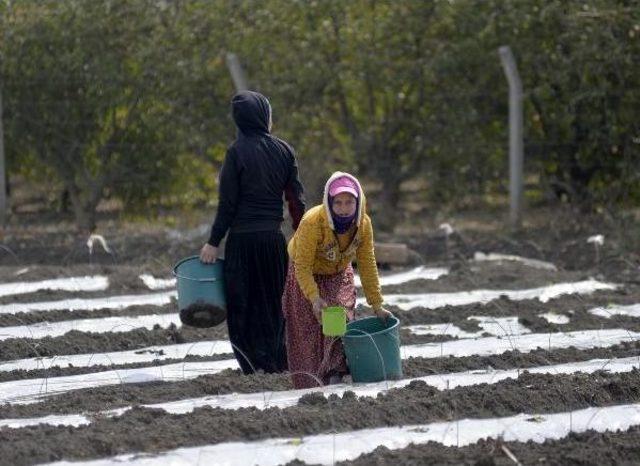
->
[208,91,305,246]
[207,91,305,374]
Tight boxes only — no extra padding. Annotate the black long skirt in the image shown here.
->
[223,229,288,374]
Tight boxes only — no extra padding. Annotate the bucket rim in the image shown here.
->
[172,255,224,282]
[344,315,400,339]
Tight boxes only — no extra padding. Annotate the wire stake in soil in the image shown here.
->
[0,244,20,265]
[501,444,522,465]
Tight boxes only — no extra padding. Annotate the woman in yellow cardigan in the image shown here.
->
[283,171,391,389]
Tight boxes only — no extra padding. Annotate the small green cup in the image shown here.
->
[322,306,347,336]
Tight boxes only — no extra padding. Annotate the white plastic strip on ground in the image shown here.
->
[401,328,640,359]
[138,275,176,290]
[44,403,640,466]
[354,266,449,288]
[539,312,571,324]
[140,266,450,292]
[406,316,530,338]
[473,252,558,271]
[0,279,611,320]
[117,356,640,412]
[4,355,639,430]
[2,328,638,406]
[0,413,92,429]
[0,314,181,341]
[0,359,239,405]
[0,315,527,372]
[470,316,531,336]
[362,279,617,310]
[0,276,109,298]
[0,340,233,372]
[404,322,479,338]
[0,290,177,316]
[0,315,533,370]
[589,303,640,319]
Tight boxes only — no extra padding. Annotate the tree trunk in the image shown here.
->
[65,182,98,233]
[370,145,403,232]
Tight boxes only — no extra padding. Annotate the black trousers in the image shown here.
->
[223,230,288,374]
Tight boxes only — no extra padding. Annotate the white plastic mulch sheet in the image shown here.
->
[138,275,176,290]
[0,341,233,372]
[366,279,616,310]
[1,328,638,406]
[473,252,558,270]
[3,355,639,430]
[0,291,177,315]
[0,280,611,320]
[43,403,640,466]
[140,266,450,292]
[0,314,181,341]
[0,315,530,373]
[539,312,571,324]
[401,328,640,359]
[354,266,449,287]
[406,316,531,338]
[0,414,92,429]
[589,303,640,319]
[0,276,109,298]
[0,359,239,405]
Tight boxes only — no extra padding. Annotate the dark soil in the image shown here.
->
[381,261,594,295]
[179,302,226,328]
[337,427,640,465]
[0,303,177,327]
[1,370,639,466]
[389,284,640,345]
[396,207,640,283]
[0,209,639,465]
[2,265,638,361]
[0,369,293,419]
[0,353,234,383]
[0,324,229,361]
[0,265,173,296]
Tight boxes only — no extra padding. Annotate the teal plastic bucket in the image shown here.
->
[172,256,226,312]
[343,316,402,383]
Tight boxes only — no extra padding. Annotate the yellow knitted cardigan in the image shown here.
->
[288,172,384,310]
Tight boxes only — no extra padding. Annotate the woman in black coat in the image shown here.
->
[200,91,305,374]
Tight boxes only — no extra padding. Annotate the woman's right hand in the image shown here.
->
[312,297,327,324]
[199,243,218,263]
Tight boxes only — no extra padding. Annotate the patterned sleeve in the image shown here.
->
[355,216,383,309]
[293,216,320,302]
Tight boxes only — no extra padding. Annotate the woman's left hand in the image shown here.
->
[373,307,393,322]
[199,243,218,263]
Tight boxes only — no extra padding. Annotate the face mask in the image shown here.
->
[329,196,357,234]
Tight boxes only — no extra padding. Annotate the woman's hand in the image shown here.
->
[373,306,393,323]
[199,243,218,263]
[312,297,327,324]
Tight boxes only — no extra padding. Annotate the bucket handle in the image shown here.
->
[172,256,223,282]
[172,272,221,283]
[343,327,389,387]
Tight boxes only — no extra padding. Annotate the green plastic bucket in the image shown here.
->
[322,306,347,336]
[172,256,226,312]
[343,316,402,383]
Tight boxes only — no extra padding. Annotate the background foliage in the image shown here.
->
[1,0,638,230]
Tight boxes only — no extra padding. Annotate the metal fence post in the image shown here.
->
[498,45,524,229]
[225,52,248,92]
[0,81,6,225]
